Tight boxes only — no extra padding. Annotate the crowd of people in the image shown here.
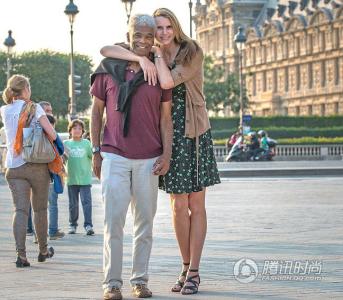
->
[0,7,220,300]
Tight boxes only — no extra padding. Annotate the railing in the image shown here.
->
[1,144,343,172]
[214,144,343,161]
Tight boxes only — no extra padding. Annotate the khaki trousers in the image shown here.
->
[101,152,158,290]
[6,163,50,257]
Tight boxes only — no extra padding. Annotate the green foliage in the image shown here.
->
[203,55,248,114]
[0,50,93,117]
[214,137,343,145]
[211,127,343,140]
[210,116,343,131]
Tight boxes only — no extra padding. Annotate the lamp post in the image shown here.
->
[189,0,193,38]
[121,0,136,24]
[64,0,79,120]
[234,26,246,136]
[3,30,16,81]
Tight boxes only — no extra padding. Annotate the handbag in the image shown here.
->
[21,104,56,163]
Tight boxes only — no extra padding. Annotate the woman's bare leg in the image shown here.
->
[170,193,191,290]
[182,189,207,293]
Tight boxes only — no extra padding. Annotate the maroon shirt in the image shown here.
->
[90,72,172,159]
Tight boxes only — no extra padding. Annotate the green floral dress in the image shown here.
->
[159,83,221,194]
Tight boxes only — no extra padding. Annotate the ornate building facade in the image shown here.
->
[244,0,343,116]
[193,0,275,73]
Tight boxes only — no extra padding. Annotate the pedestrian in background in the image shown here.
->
[45,114,65,240]
[64,119,94,236]
[27,101,54,239]
[1,74,55,267]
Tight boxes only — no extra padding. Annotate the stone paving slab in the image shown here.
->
[0,175,342,299]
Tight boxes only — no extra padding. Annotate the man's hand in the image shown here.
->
[92,152,103,180]
[152,155,170,176]
[138,56,157,86]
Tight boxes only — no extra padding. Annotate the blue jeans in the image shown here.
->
[67,185,93,228]
[48,185,59,235]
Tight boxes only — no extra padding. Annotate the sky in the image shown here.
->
[0,0,195,68]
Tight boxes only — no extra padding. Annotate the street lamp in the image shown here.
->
[3,30,16,81]
[234,26,247,135]
[64,0,79,120]
[189,0,193,38]
[121,0,136,24]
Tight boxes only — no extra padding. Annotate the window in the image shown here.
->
[273,69,278,92]
[334,29,340,49]
[320,32,325,51]
[296,65,301,90]
[334,103,339,115]
[296,37,300,56]
[335,58,340,85]
[283,40,288,59]
[320,104,325,116]
[308,34,313,54]
[285,67,289,92]
[321,61,326,87]
[263,71,267,92]
[308,105,313,116]
[253,74,257,96]
[308,63,313,89]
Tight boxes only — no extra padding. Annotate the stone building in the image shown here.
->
[244,0,343,116]
[193,0,276,73]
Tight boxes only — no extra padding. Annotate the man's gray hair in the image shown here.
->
[39,101,51,108]
[128,14,156,32]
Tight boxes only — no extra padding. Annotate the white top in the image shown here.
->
[0,100,46,168]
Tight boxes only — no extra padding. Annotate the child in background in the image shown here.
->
[64,119,94,236]
[46,114,66,240]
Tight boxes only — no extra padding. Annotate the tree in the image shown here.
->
[203,55,248,114]
[0,50,93,117]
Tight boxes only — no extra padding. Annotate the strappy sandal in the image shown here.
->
[171,262,190,292]
[38,246,54,262]
[16,256,30,268]
[181,269,200,295]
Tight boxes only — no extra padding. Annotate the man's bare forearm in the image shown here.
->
[90,99,104,147]
[160,115,173,160]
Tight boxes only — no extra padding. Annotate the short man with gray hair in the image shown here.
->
[90,14,173,300]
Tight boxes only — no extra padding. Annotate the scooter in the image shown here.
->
[226,137,277,162]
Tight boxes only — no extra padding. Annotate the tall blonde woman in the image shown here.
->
[101,8,220,295]
[1,75,56,267]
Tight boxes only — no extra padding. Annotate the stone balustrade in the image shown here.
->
[1,144,343,172]
[214,144,343,161]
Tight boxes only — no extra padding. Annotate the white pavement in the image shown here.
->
[0,175,342,300]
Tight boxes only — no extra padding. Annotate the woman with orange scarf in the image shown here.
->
[0,75,57,268]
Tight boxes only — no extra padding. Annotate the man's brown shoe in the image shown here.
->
[132,284,152,298]
[103,287,122,300]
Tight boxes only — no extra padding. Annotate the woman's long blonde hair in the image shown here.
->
[153,8,199,66]
[2,75,30,104]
